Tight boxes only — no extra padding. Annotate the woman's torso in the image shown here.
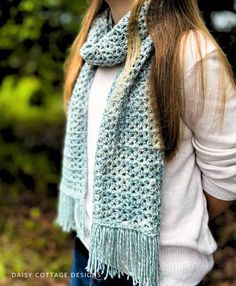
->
[73,65,217,286]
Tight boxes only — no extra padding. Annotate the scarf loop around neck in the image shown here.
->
[56,1,165,285]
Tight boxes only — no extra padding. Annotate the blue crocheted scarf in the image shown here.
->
[55,1,164,285]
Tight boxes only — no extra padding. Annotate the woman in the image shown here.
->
[55,0,236,285]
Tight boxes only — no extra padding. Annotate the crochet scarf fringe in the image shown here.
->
[55,191,161,286]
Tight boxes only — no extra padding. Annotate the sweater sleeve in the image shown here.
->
[183,33,236,201]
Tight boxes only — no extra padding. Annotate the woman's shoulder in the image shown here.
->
[180,29,219,73]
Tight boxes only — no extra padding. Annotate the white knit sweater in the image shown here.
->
[74,32,236,286]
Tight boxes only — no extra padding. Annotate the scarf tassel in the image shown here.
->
[54,190,90,237]
[86,224,161,286]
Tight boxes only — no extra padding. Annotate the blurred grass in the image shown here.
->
[0,183,72,286]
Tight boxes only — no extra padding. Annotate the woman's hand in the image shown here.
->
[204,190,234,220]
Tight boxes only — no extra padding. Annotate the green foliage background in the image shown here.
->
[0,1,235,285]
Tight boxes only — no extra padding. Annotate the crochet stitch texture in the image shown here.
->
[55,1,165,285]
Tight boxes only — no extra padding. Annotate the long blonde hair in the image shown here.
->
[63,0,235,160]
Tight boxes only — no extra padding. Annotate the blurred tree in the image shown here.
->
[0,0,86,194]
[199,0,236,73]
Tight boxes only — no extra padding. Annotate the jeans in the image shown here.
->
[70,236,135,286]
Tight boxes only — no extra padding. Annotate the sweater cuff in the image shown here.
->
[202,176,236,201]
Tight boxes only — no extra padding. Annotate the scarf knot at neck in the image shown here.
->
[80,1,150,67]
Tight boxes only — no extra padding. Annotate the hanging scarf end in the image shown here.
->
[85,224,161,286]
